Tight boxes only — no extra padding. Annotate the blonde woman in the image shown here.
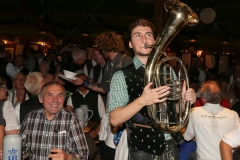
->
[7,73,29,107]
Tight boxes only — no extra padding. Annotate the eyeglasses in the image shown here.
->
[0,86,8,91]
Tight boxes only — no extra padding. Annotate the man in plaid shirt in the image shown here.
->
[19,81,89,160]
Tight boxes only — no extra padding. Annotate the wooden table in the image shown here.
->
[83,121,97,133]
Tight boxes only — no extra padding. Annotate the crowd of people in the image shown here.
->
[0,18,240,160]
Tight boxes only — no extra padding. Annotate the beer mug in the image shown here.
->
[3,135,22,160]
[75,105,93,126]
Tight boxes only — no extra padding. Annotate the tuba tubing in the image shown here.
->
[144,0,199,133]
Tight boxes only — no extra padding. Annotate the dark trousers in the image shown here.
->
[128,139,179,160]
[98,141,115,160]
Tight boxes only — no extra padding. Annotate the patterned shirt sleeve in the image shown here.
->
[68,115,89,159]
[19,114,30,159]
[108,70,129,112]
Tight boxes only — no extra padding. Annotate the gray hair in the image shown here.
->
[200,80,222,104]
[38,81,66,99]
[24,72,43,95]
[72,49,86,60]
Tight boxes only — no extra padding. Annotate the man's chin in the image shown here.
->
[136,52,150,57]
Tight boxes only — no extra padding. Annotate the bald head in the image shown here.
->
[200,80,222,104]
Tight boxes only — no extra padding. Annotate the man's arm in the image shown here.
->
[110,82,170,127]
[0,126,4,159]
[68,116,89,159]
[182,112,195,141]
[72,77,106,94]
[220,140,233,160]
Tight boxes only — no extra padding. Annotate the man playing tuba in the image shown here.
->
[109,19,196,159]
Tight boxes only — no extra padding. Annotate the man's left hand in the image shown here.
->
[48,148,72,160]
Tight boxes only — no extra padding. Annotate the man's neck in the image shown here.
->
[79,88,89,95]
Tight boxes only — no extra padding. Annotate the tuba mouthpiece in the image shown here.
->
[143,43,154,49]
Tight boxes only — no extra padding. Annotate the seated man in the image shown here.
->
[66,73,105,159]
[183,80,239,159]
[19,81,89,159]
[66,73,105,136]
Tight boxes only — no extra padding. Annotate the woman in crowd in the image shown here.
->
[0,76,20,135]
[7,73,29,108]
[39,60,53,83]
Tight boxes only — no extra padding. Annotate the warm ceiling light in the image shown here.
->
[188,35,198,42]
[38,27,48,34]
[221,37,230,44]
[197,50,203,57]
[81,29,90,36]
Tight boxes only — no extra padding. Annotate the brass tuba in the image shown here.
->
[145,0,199,133]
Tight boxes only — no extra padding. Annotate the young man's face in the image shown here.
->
[129,26,155,57]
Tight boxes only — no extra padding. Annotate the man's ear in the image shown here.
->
[129,41,133,49]
[38,95,43,103]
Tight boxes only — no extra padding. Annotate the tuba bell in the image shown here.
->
[145,0,199,133]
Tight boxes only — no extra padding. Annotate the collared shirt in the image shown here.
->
[19,108,89,160]
[109,56,144,112]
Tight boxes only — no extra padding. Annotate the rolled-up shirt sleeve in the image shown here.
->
[222,125,240,148]
[183,113,195,141]
[109,70,129,112]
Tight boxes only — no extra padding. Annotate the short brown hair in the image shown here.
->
[128,19,155,40]
[95,31,125,53]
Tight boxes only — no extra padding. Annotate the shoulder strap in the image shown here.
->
[116,55,126,68]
